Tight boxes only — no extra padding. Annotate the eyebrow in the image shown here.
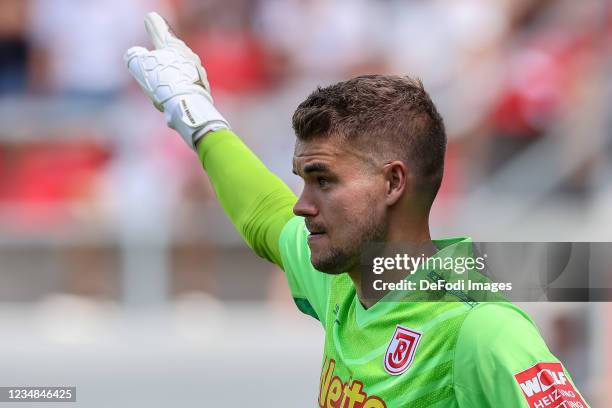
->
[293,162,331,176]
[304,163,330,173]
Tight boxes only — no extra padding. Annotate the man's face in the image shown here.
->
[292,137,388,274]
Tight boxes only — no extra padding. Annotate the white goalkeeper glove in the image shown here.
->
[124,12,230,150]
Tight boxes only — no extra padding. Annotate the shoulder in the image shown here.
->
[454,302,556,381]
[457,302,546,354]
[451,303,589,407]
[279,216,307,252]
[279,216,313,272]
[277,216,338,324]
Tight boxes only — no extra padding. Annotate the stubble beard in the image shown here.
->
[311,214,387,275]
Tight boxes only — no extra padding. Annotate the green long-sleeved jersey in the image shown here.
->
[198,129,589,408]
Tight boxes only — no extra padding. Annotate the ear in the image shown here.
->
[383,161,409,206]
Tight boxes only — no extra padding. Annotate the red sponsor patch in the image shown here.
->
[383,325,421,375]
[514,362,587,408]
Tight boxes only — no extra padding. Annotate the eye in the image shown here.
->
[317,176,329,188]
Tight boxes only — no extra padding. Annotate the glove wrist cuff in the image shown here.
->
[164,94,230,150]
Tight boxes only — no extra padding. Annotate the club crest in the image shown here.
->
[384,325,422,375]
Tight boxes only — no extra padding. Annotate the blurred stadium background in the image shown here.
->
[0,0,610,406]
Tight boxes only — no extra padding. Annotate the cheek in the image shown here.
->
[328,184,384,226]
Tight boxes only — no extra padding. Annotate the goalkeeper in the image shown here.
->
[125,12,590,407]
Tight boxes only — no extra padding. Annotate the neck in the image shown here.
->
[349,216,436,309]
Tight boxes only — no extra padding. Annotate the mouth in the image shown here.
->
[308,228,326,242]
[307,230,327,243]
[305,221,327,243]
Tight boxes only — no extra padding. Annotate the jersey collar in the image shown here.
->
[354,236,473,327]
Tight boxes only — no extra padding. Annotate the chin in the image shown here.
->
[310,248,354,275]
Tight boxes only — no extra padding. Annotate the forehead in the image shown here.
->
[294,137,343,159]
[292,137,358,172]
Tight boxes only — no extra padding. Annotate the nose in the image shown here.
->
[293,188,318,218]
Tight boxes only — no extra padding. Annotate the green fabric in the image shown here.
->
[279,216,335,326]
[197,129,296,267]
[454,303,589,407]
[278,216,589,407]
[294,297,320,321]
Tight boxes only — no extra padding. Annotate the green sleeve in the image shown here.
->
[454,303,589,407]
[278,216,334,325]
[197,129,296,267]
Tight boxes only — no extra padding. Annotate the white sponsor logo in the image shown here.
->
[519,368,568,397]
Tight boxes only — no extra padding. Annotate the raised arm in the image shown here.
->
[197,130,296,266]
[124,12,296,267]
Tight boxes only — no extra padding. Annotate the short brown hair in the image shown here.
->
[292,75,446,206]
